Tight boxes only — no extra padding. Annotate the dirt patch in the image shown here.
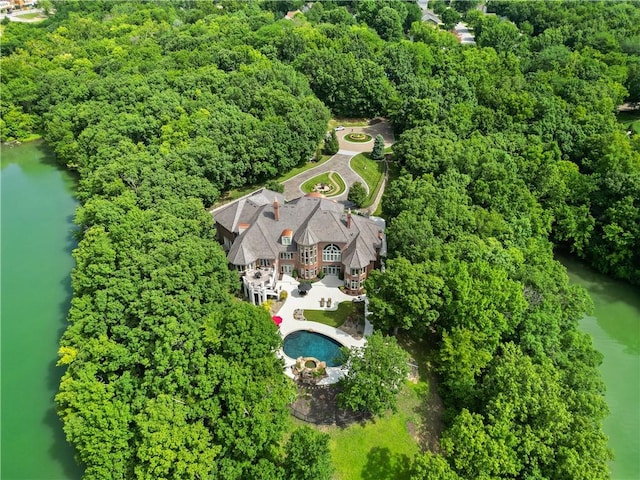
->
[336,301,365,339]
[337,316,364,339]
[416,369,445,453]
[289,384,369,426]
[396,334,445,453]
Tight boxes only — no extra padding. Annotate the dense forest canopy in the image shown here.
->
[1,0,639,479]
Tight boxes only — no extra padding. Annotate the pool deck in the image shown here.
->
[275,274,373,385]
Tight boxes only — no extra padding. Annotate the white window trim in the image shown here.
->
[322,244,342,262]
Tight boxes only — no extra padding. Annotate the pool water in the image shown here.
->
[283,331,344,367]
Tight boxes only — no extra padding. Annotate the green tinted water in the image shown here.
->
[1,142,82,479]
[561,255,640,480]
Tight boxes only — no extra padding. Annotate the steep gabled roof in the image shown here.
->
[213,189,284,233]
[342,233,377,268]
[227,236,257,265]
[215,190,385,266]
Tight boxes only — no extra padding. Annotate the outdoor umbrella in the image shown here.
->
[298,282,312,294]
[271,316,283,327]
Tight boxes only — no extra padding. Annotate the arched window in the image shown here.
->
[323,244,341,262]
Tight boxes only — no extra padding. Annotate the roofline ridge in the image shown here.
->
[231,198,246,232]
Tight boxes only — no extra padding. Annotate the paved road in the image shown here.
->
[454,22,476,45]
[282,119,395,204]
[282,153,366,203]
[336,120,395,153]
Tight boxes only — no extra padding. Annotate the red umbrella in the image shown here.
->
[272,316,283,327]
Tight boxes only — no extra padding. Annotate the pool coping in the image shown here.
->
[275,275,373,385]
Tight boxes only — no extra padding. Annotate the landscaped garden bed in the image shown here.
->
[344,132,372,143]
[300,171,346,197]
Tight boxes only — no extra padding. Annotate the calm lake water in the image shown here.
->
[1,142,82,479]
[561,255,640,480]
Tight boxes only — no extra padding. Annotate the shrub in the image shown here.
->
[371,134,385,160]
[279,290,288,301]
[348,182,367,207]
[261,299,274,313]
[324,130,339,155]
[265,179,284,193]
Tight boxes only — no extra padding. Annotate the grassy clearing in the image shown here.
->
[350,153,386,208]
[212,155,331,208]
[279,154,331,182]
[328,381,424,480]
[15,12,45,19]
[301,171,346,197]
[21,133,43,142]
[303,301,359,328]
[329,118,370,129]
[617,111,640,134]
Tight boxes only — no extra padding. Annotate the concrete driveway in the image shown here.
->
[282,119,395,203]
[336,120,395,154]
[282,153,366,202]
[454,22,476,45]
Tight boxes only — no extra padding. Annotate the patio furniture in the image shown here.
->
[327,298,332,308]
[320,298,325,307]
[298,282,312,294]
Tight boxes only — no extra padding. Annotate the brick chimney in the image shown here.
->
[347,208,352,228]
[274,199,280,221]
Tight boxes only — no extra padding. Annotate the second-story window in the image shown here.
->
[322,244,341,262]
[300,245,317,265]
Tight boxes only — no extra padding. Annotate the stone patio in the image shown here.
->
[276,274,373,385]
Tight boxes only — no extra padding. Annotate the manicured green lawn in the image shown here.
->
[212,155,331,208]
[329,118,370,129]
[373,158,400,216]
[328,382,423,480]
[350,153,386,208]
[15,12,45,19]
[617,111,640,134]
[303,301,361,328]
[279,154,331,182]
[301,171,346,197]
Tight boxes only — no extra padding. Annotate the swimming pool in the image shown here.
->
[283,331,344,367]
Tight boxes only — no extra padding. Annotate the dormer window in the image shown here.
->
[281,229,293,245]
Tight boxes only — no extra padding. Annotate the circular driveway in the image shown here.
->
[282,119,395,203]
[336,121,395,154]
[282,153,365,202]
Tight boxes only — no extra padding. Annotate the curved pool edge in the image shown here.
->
[279,324,356,385]
[282,330,345,367]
